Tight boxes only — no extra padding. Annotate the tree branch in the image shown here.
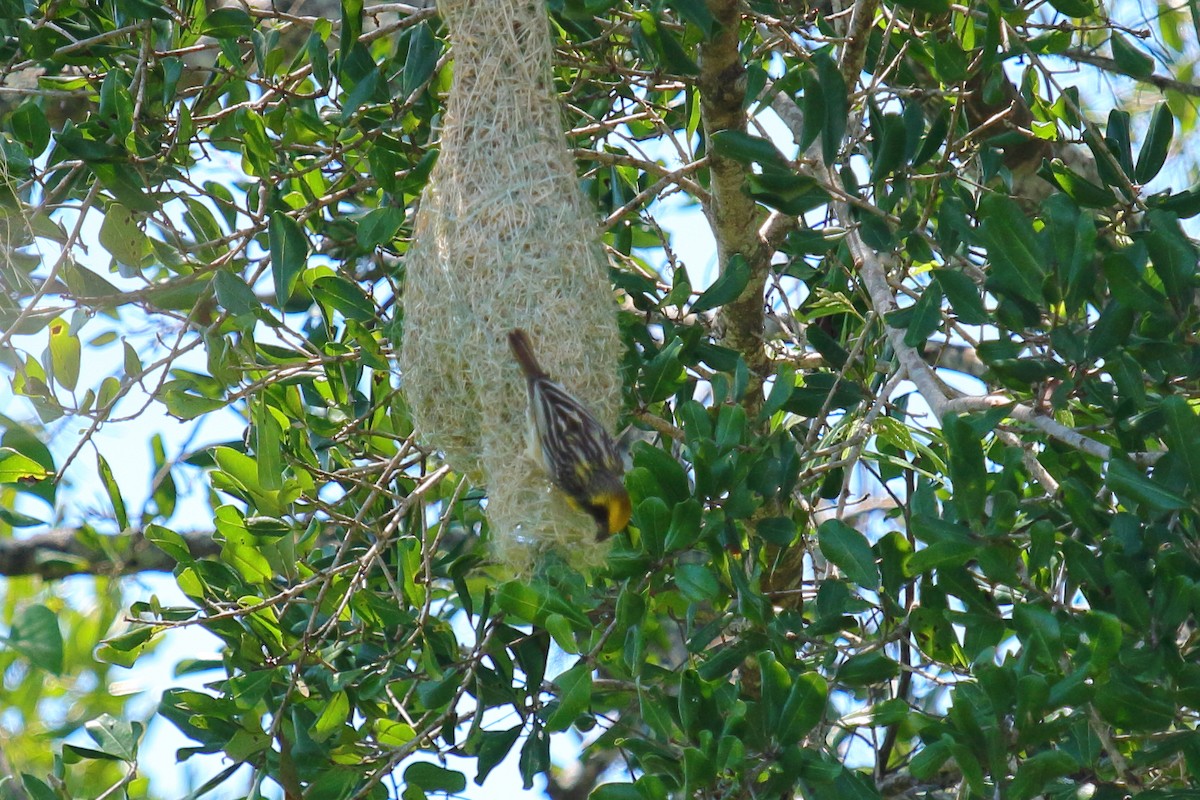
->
[700,0,773,410]
[0,528,218,579]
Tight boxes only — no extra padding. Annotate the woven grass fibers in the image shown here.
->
[400,0,622,569]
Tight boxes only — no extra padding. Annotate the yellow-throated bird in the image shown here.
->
[507,328,631,539]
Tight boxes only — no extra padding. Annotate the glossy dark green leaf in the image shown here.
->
[778,672,827,742]
[357,207,406,249]
[518,726,550,789]
[1046,0,1094,16]
[590,784,644,800]
[979,194,1046,304]
[404,762,467,793]
[813,49,847,164]
[1162,396,1200,494]
[10,102,49,155]
[1134,102,1173,183]
[545,662,593,731]
[213,271,259,318]
[942,412,987,521]
[96,452,129,531]
[1009,750,1078,800]
[1143,209,1196,304]
[473,726,522,785]
[691,254,751,313]
[21,774,60,800]
[676,563,719,601]
[902,281,943,347]
[818,519,880,590]
[784,373,865,416]
[1107,458,1188,511]
[912,107,949,168]
[904,539,979,576]
[1093,675,1175,731]
[310,275,375,322]
[640,337,686,402]
[1110,33,1155,79]
[932,269,988,324]
[402,22,438,97]
[202,7,253,38]
[709,129,788,168]
[269,212,308,307]
[1039,159,1118,207]
[895,0,951,14]
[837,652,899,685]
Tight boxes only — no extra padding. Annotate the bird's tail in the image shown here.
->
[508,328,547,380]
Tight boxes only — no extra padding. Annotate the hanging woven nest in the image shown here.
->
[400,0,623,568]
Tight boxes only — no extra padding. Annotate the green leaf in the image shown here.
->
[905,539,979,576]
[902,281,943,347]
[202,6,253,38]
[666,0,715,35]
[269,212,309,307]
[6,604,63,675]
[85,715,142,761]
[97,452,129,531]
[474,726,522,785]
[691,254,751,313]
[10,101,49,155]
[0,447,51,482]
[979,194,1046,306]
[1144,209,1196,304]
[813,50,847,164]
[893,0,950,11]
[213,270,260,318]
[21,774,60,800]
[838,651,899,685]
[675,562,720,601]
[1110,33,1154,79]
[709,130,788,168]
[1107,457,1188,511]
[518,726,549,789]
[942,412,987,521]
[1134,102,1174,183]
[545,661,593,731]
[778,672,828,742]
[496,581,545,624]
[784,373,865,416]
[254,401,283,492]
[817,519,880,590]
[640,338,686,402]
[1039,159,1118,208]
[1162,396,1200,494]
[357,207,405,249]
[910,736,953,779]
[757,516,797,545]
[1093,674,1175,730]
[1046,0,1093,16]
[590,784,644,800]
[48,317,80,392]
[237,108,273,177]
[99,69,134,140]
[402,22,438,97]
[404,762,467,793]
[932,269,988,324]
[1009,750,1078,800]
[312,691,350,742]
[309,275,375,322]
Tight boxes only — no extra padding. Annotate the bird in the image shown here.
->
[507,328,632,540]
